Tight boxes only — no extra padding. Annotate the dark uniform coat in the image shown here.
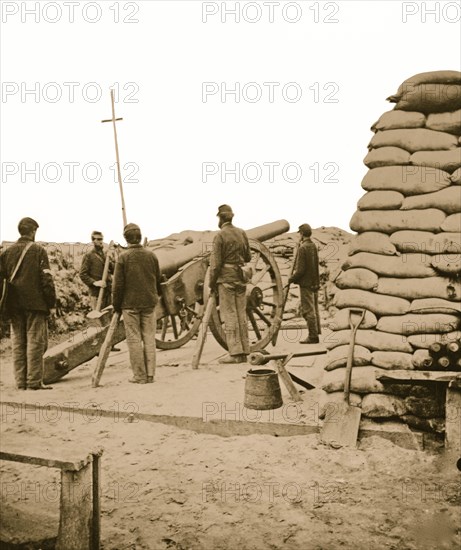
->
[0,237,56,313]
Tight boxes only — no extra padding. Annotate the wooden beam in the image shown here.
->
[377,370,461,384]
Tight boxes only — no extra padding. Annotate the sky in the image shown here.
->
[1,0,460,244]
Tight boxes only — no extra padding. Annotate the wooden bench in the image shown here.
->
[377,370,461,455]
[0,445,103,550]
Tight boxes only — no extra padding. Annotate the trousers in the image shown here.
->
[218,282,250,356]
[123,308,156,381]
[299,288,319,340]
[11,310,48,388]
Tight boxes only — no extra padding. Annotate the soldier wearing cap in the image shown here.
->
[112,223,162,383]
[209,205,252,363]
[0,217,56,389]
[288,223,320,344]
[79,230,114,310]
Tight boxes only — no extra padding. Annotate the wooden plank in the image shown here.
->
[192,293,216,369]
[0,450,93,472]
[92,312,122,387]
[274,355,303,402]
[44,312,126,384]
[377,370,461,383]
[0,446,103,472]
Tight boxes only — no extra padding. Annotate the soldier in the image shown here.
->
[209,205,252,364]
[79,230,114,310]
[0,217,56,390]
[288,223,320,344]
[112,223,162,383]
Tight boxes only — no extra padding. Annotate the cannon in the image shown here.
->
[43,220,290,383]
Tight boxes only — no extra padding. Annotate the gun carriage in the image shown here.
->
[43,220,290,383]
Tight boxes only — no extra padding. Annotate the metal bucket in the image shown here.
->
[244,369,283,410]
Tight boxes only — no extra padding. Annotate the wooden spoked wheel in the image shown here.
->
[207,239,284,351]
[155,299,204,350]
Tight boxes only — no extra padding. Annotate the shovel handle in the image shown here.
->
[344,309,365,402]
[95,241,114,312]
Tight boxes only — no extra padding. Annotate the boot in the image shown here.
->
[219,355,242,364]
[300,337,319,344]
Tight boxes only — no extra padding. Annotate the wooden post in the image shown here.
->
[56,463,93,550]
[91,453,101,550]
[192,293,216,369]
[102,90,127,228]
[92,312,121,387]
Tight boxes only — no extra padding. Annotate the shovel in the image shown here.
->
[320,308,365,448]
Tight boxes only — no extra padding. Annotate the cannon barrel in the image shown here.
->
[153,219,289,278]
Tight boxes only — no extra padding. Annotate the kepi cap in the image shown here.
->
[123,223,141,235]
[216,204,234,217]
[298,223,312,236]
[18,217,39,233]
[91,230,103,239]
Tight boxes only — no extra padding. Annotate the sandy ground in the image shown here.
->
[1,330,460,550]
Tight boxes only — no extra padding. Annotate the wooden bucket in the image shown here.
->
[244,369,283,410]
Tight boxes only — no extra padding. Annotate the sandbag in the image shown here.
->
[328,308,377,331]
[391,71,461,96]
[363,147,410,168]
[350,209,446,234]
[318,391,362,419]
[335,288,410,316]
[426,109,461,134]
[324,344,372,371]
[324,329,413,353]
[410,149,461,174]
[371,351,414,370]
[374,277,461,301]
[376,313,460,335]
[430,254,461,276]
[401,186,461,214]
[369,129,458,153]
[390,231,461,254]
[407,331,461,349]
[371,110,425,131]
[348,232,398,255]
[412,349,431,369]
[410,298,461,315]
[451,168,461,184]
[342,252,436,277]
[391,83,461,114]
[361,394,406,418]
[357,190,404,211]
[335,268,379,291]
[322,366,388,394]
[361,166,451,195]
[441,213,461,232]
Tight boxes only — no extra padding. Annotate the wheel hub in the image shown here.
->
[246,285,263,310]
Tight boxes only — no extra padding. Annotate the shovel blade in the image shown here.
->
[320,402,362,448]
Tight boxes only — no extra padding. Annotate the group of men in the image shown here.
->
[0,207,320,390]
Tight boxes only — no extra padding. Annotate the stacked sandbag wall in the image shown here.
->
[322,71,461,434]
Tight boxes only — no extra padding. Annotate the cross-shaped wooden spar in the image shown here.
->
[102,89,127,228]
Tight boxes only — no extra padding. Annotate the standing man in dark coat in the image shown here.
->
[112,223,162,384]
[209,205,252,364]
[79,230,114,310]
[0,217,56,390]
[289,224,320,344]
